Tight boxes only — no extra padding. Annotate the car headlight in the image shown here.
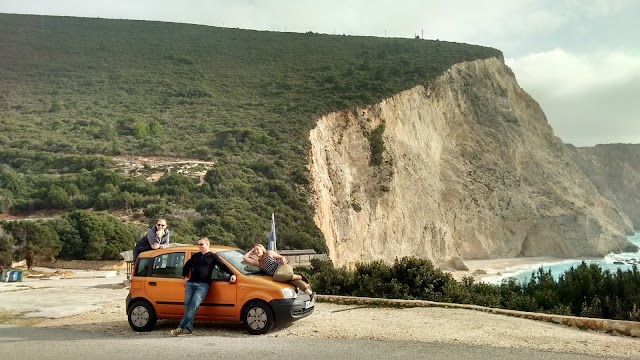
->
[281,287,297,299]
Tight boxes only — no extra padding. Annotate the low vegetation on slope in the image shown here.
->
[0,13,501,262]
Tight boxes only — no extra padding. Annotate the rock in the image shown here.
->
[451,257,469,271]
[438,256,469,271]
[568,144,640,230]
[309,57,634,268]
[11,260,27,268]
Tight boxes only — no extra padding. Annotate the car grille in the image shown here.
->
[292,306,314,317]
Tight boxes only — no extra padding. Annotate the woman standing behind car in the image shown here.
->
[243,244,314,298]
[133,218,170,261]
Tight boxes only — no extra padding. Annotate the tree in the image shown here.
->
[101,123,117,141]
[149,119,163,137]
[51,217,83,260]
[63,210,108,260]
[62,210,139,260]
[0,225,15,267]
[0,188,14,213]
[46,184,72,209]
[30,223,61,266]
[4,220,61,269]
[101,215,139,260]
[0,165,27,198]
[134,120,150,139]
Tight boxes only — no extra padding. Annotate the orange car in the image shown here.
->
[126,245,314,334]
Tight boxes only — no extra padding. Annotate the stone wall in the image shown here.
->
[34,259,128,270]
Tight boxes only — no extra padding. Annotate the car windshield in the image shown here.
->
[217,249,262,275]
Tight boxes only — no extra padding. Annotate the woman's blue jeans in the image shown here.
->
[178,281,210,332]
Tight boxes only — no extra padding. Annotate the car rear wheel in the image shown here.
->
[242,301,274,335]
[128,300,157,332]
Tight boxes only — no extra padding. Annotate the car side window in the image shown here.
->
[150,252,185,278]
[211,265,231,281]
[135,258,152,277]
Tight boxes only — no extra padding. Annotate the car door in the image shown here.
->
[186,251,237,320]
[144,251,186,317]
[200,263,237,320]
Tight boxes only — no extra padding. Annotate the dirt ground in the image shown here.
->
[111,155,215,184]
[1,280,638,359]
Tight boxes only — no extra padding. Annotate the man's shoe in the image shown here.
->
[171,327,193,336]
[171,327,189,336]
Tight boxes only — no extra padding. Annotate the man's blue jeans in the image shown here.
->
[178,281,210,332]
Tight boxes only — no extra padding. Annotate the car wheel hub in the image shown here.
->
[247,307,267,330]
[131,306,149,327]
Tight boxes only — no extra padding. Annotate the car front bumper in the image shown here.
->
[269,293,314,324]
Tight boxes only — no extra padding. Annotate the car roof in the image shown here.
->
[137,244,241,258]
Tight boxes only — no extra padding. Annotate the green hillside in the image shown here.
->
[0,13,502,261]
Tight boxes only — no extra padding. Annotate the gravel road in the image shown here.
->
[0,284,636,359]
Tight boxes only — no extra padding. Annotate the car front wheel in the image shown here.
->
[242,301,274,335]
[128,300,157,332]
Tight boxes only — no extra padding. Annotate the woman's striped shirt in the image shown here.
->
[261,254,279,275]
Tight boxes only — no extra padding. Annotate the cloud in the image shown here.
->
[506,49,640,97]
[534,80,640,146]
[506,49,640,146]
[566,0,632,17]
[1,0,638,146]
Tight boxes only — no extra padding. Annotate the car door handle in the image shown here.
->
[149,282,157,286]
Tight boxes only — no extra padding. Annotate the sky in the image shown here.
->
[1,0,638,146]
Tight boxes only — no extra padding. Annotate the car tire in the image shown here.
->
[128,300,158,332]
[242,301,274,335]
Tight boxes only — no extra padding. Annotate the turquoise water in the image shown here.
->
[486,233,640,284]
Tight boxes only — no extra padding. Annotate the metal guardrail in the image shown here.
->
[120,250,134,279]
[277,249,328,265]
[286,253,328,265]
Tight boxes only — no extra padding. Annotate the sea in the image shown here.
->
[482,232,640,285]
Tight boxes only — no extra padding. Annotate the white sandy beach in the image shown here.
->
[446,256,570,282]
[448,235,640,283]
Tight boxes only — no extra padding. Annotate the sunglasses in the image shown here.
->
[156,224,166,227]
[197,243,206,246]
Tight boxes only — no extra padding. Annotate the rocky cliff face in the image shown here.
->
[309,57,635,268]
[568,144,640,232]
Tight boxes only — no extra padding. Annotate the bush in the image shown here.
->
[307,256,640,322]
[309,259,357,295]
[368,124,385,166]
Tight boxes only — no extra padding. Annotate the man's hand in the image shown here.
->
[181,277,188,287]
[151,243,160,250]
[230,275,237,283]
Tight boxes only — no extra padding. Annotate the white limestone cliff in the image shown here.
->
[309,57,634,268]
